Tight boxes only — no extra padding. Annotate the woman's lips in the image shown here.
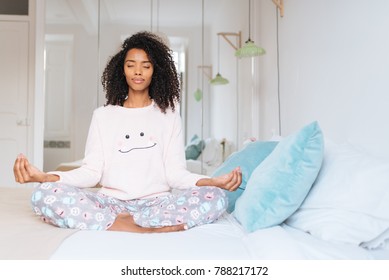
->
[132,78,144,84]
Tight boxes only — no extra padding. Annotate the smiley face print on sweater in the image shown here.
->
[117,130,157,153]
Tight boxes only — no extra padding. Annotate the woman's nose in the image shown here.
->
[134,65,142,75]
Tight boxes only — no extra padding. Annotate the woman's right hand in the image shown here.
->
[13,154,54,183]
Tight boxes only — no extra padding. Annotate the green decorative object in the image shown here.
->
[210,73,229,85]
[211,34,229,86]
[235,0,266,58]
[194,88,202,101]
[235,40,266,58]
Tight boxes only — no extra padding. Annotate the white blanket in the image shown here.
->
[51,214,385,260]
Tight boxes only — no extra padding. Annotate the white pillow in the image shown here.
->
[286,141,389,248]
[361,227,389,250]
[201,138,222,166]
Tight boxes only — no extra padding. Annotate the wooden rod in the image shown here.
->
[272,0,284,17]
[217,31,242,50]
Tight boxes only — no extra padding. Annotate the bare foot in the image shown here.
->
[107,213,187,233]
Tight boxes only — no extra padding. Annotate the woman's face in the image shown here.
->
[123,48,154,93]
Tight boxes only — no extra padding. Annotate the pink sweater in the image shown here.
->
[51,102,206,200]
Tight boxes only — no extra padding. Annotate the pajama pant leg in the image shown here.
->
[132,186,228,229]
[31,182,127,230]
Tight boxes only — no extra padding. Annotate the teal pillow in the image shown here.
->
[212,141,278,213]
[185,135,205,160]
[234,121,324,232]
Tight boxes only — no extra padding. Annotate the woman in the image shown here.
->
[13,31,241,233]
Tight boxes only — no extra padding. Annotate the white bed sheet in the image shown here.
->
[50,213,389,260]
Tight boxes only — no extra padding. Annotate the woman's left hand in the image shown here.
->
[196,167,242,192]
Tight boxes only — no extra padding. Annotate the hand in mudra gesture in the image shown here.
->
[196,167,242,192]
[13,154,56,184]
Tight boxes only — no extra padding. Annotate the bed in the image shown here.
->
[1,187,387,261]
[1,122,389,261]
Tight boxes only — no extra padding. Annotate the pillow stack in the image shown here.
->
[212,121,389,250]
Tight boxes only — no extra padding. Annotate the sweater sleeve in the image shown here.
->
[164,111,208,189]
[48,110,103,188]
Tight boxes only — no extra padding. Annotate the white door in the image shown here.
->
[0,21,29,188]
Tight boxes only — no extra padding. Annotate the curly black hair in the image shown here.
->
[101,31,180,113]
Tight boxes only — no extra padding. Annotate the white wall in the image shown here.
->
[40,0,389,169]
[205,0,247,150]
[256,0,389,157]
[43,0,389,168]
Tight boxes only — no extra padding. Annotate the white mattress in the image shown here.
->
[50,213,389,260]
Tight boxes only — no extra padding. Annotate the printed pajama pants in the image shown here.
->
[31,183,228,230]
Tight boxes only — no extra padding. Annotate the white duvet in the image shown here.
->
[50,213,388,260]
